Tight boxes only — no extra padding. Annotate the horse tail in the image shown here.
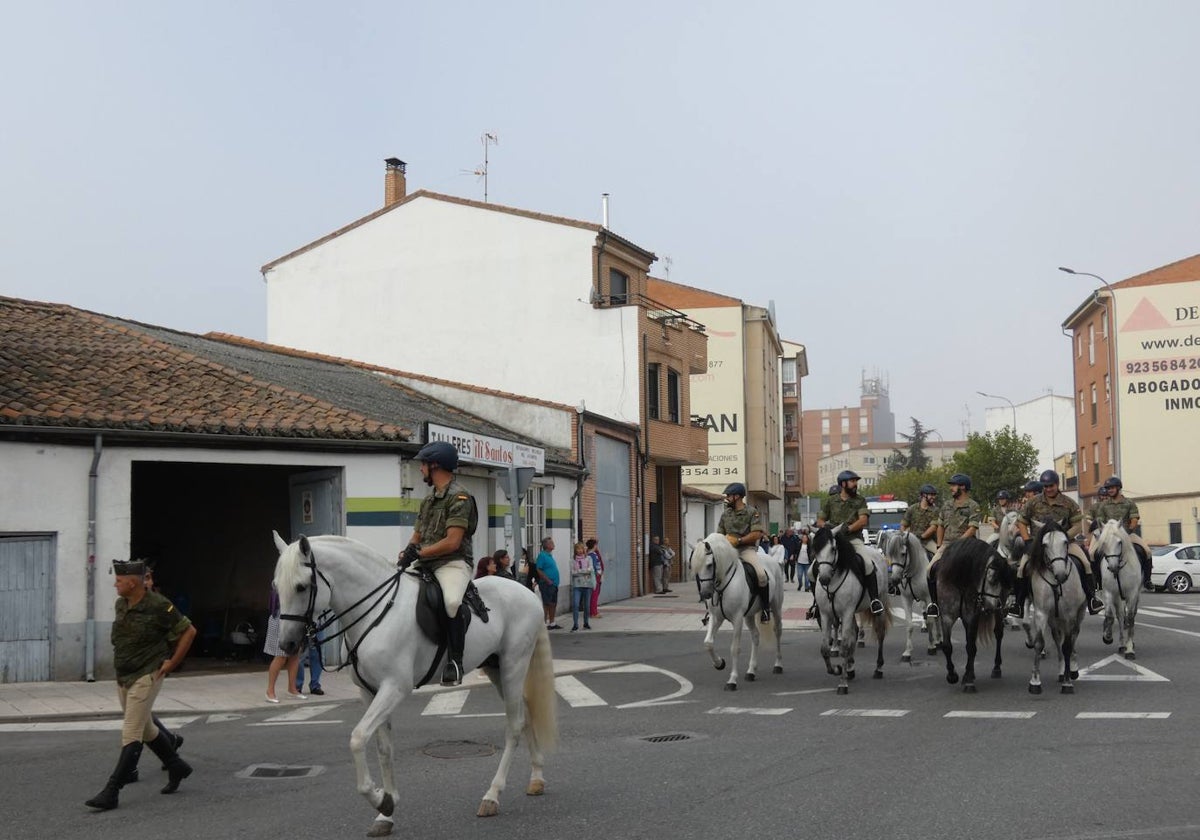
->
[858,600,892,641]
[975,612,996,647]
[523,623,558,752]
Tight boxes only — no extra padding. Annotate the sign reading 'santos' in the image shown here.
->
[1115,285,1200,497]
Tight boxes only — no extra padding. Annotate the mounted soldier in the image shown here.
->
[816,470,884,615]
[717,482,771,623]
[924,473,983,619]
[901,482,940,558]
[1087,476,1153,590]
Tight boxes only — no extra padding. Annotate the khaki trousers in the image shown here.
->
[740,547,768,587]
[117,672,163,747]
[1017,542,1092,578]
[432,560,472,617]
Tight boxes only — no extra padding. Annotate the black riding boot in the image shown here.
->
[925,572,940,618]
[150,715,183,773]
[442,608,467,686]
[145,731,192,794]
[1136,545,1153,588]
[1006,576,1028,618]
[759,580,772,623]
[863,568,884,615]
[1081,569,1104,615]
[85,741,143,810]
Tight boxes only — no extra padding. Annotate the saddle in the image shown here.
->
[739,561,770,607]
[413,568,490,646]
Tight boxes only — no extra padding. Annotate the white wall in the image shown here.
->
[983,394,1075,475]
[681,498,723,575]
[266,197,642,424]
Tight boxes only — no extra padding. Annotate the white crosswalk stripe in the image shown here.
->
[708,706,791,716]
[1076,712,1170,719]
[553,675,607,708]
[250,703,342,726]
[821,709,909,717]
[421,690,469,716]
[944,711,1036,719]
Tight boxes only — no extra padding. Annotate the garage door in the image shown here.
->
[0,535,55,683]
[594,436,632,602]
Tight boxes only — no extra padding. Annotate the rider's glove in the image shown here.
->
[726,534,740,547]
[399,543,421,569]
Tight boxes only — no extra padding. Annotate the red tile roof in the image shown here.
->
[1111,253,1200,289]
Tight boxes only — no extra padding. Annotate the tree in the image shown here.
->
[949,428,1039,505]
[874,463,954,504]
[897,417,931,473]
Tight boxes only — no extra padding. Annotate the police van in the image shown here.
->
[864,495,909,545]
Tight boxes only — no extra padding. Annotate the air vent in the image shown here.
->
[422,740,496,759]
[238,764,325,779]
[641,733,692,744]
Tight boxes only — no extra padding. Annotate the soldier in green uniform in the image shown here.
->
[1007,469,1104,618]
[85,560,196,811]
[990,489,1015,530]
[1087,476,1152,589]
[717,482,771,623]
[399,440,479,686]
[923,473,983,618]
[816,470,885,615]
[902,483,940,557]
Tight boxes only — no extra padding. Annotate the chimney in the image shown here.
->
[384,158,407,207]
[601,193,610,229]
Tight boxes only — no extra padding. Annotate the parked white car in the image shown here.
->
[1150,543,1200,593]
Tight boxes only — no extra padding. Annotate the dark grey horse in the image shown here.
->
[933,537,1015,693]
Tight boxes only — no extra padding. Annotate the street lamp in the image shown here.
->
[1059,266,1120,478]
[976,391,1017,434]
[930,429,945,465]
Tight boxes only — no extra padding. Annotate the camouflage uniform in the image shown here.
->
[902,502,939,555]
[414,478,478,616]
[818,495,869,543]
[930,497,983,568]
[1016,492,1089,577]
[1089,495,1151,577]
[991,503,1010,529]
[113,591,192,746]
[718,503,767,586]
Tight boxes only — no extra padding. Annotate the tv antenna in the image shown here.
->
[473,132,499,202]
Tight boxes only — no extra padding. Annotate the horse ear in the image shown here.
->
[272,530,288,554]
[299,535,311,557]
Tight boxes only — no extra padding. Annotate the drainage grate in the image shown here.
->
[641,733,692,744]
[238,763,325,779]
[422,740,496,759]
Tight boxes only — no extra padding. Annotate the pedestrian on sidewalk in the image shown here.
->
[264,582,305,703]
[569,542,595,631]
[85,559,196,811]
[661,538,676,593]
[587,538,604,618]
[535,537,561,629]
[797,529,811,591]
[649,536,667,594]
[493,549,515,580]
[294,621,325,696]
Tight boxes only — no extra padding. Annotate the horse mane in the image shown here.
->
[273,534,392,594]
[938,537,1008,592]
[810,525,855,572]
[1096,519,1130,552]
[691,533,740,577]
[1026,520,1070,575]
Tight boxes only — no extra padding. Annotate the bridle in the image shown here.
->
[694,540,753,621]
[1096,529,1132,602]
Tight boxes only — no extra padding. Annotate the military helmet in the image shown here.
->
[1023,480,1043,494]
[1102,476,1123,490]
[1039,469,1060,487]
[723,482,746,497]
[837,470,861,484]
[948,473,972,490]
[919,483,937,495]
[996,490,1011,501]
[415,440,459,472]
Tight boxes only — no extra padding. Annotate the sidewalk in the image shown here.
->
[0,584,821,724]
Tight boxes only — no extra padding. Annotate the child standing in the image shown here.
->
[569,542,595,631]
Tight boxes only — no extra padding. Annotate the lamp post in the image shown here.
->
[976,391,1017,435]
[1059,267,1120,478]
[930,429,945,465]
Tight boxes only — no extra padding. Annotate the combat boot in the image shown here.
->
[925,572,940,618]
[442,608,467,686]
[85,741,143,810]
[1006,576,1028,618]
[145,731,192,794]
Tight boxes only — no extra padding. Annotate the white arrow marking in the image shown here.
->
[422,690,469,716]
[1076,712,1170,719]
[708,706,791,716]
[597,663,696,709]
[944,711,1036,719]
[1076,654,1170,682]
[554,675,607,708]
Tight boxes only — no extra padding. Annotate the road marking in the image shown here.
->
[1077,654,1169,682]
[206,713,244,724]
[1136,607,1182,618]
[0,716,200,733]
[821,709,909,717]
[598,664,696,709]
[773,687,837,696]
[708,706,791,716]
[422,689,469,716]
[554,675,607,708]
[944,711,1036,719]
[250,720,344,726]
[1137,622,1200,640]
[1144,605,1200,616]
[257,703,340,723]
[1076,712,1170,720]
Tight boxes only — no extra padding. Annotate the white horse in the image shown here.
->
[994,510,1024,563]
[1093,519,1142,660]
[809,525,891,695]
[689,534,785,691]
[878,530,942,661]
[272,533,557,834]
[1024,522,1085,695]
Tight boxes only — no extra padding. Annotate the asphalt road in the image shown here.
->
[5,594,1200,840]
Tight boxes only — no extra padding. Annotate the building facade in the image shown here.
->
[979,392,1075,476]
[780,339,810,527]
[815,440,968,491]
[800,374,896,492]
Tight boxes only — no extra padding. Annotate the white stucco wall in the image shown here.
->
[265,197,642,424]
[982,394,1075,475]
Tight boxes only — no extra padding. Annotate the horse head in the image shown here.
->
[273,531,332,656]
[1094,519,1133,578]
[997,511,1024,561]
[878,531,909,587]
[1031,521,1072,584]
[691,534,737,600]
[810,525,851,586]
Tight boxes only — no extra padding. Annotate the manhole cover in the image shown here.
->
[641,733,692,744]
[422,740,496,759]
[238,763,325,779]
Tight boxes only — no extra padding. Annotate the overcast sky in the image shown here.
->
[4,2,1198,441]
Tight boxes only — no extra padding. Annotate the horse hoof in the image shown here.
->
[378,793,395,818]
[1125,652,1136,661]
[858,640,865,649]
[1117,644,1126,654]
[947,673,959,685]
[746,672,756,682]
[901,654,912,663]
[526,780,545,797]
[1057,674,1065,683]
[1070,670,1080,680]
[1102,635,1113,645]
[836,686,849,695]
[1025,641,1035,649]
[724,683,737,691]
[477,799,500,818]
[846,670,856,681]
[873,670,883,679]
[927,647,938,656]
[963,683,977,694]
[833,665,842,676]
[991,667,1002,679]
[715,659,726,671]
[1061,684,1075,695]
[1029,683,1042,695]
[366,821,394,837]
[773,665,783,674]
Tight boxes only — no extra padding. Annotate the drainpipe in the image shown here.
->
[574,405,587,541]
[85,434,103,681]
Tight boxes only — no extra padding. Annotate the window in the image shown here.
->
[1078,390,1085,415]
[822,442,831,454]
[1106,437,1113,465]
[646,363,660,420]
[1104,373,1110,403]
[666,368,681,423]
[1092,442,1100,476]
[1101,309,1109,338]
[782,358,796,397]
[841,417,850,433]
[821,418,830,433]
[1090,384,1098,425]
[1076,334,1082,358]
[1088,324,1095,365]
[784,412,796,442]
[864,456,876,465]
[1169,521,1183,544]
[1080,448,1086,473]
[840,436,849,449]
[859,416,868,434]
[523,485,546,555]
[608,268,628,305]
[821,434,830,445]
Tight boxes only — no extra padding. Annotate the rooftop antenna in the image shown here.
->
[475,131,499,202]
[662,256,673,278]
[961,403,972,438]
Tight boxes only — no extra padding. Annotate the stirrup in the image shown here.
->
[760,610,771,624]
[805,605,817,621]
[869,599,884,615]
[441,659,463,687]
[1088,596,1104,615]
[924,603,940,619]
